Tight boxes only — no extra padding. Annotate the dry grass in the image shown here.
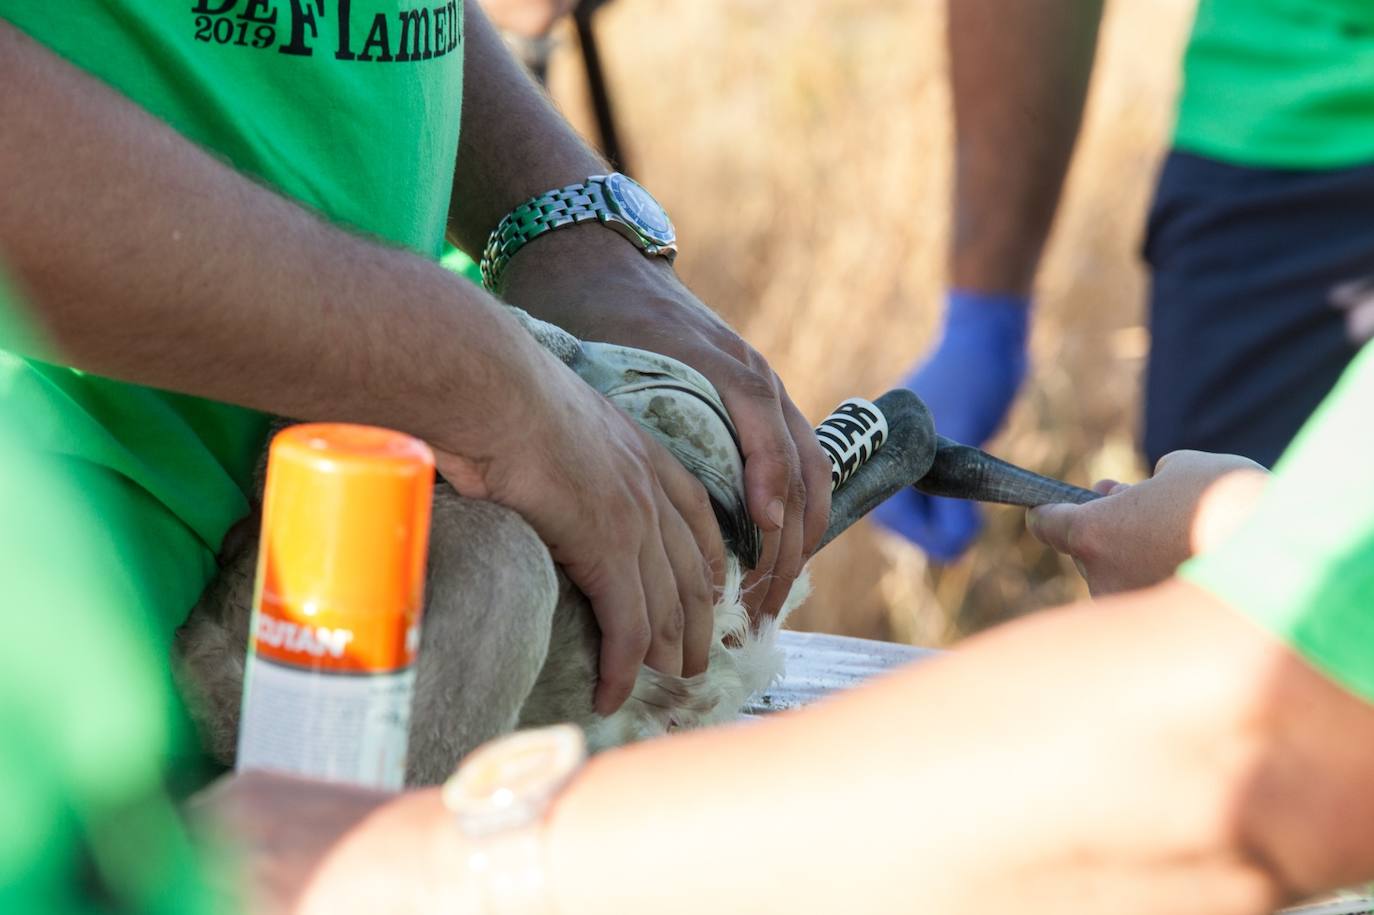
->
[546,0,1196,645]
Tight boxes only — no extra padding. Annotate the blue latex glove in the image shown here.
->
[872,289,1029,561]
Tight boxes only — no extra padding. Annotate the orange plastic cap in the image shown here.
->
[252,423,435,674]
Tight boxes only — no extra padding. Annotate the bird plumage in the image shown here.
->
[506,307,762,565]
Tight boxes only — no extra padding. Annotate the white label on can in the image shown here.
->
[237,654,415,790]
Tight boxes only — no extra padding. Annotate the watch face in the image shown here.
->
[603,173,676,247]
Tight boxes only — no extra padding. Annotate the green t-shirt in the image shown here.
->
[0,2,466,629]
[0,273,215,915]
[1183,341,1374,703]
[1176,0,1374,169]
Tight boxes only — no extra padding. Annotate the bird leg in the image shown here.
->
[815,389,1100,550]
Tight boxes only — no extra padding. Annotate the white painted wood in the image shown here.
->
[745,630,937,715]
[1282,896,1374,915]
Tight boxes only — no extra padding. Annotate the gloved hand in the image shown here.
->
[872,289,1030,561]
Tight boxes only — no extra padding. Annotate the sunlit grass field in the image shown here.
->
[547,0,1197,645]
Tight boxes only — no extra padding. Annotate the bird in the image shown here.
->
[174,307,798,785]
[172,305,1097,785]
[506,306,762,566]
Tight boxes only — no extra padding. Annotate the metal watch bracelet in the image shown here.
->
[479,173,676,292]
[481,180,605,291]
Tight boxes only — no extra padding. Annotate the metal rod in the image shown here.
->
[574,2,630,173]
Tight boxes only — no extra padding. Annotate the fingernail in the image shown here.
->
[766,499,785,528]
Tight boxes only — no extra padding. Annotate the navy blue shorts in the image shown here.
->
[1142,151,1374,467]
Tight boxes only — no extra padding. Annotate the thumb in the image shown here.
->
[1026,502,1081,555]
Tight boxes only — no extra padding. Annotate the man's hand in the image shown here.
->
[432,342,725,715]
[1027,450,1268,596]
[872,289,1029,561]
[499,229,831,621]
[449,1,825,620]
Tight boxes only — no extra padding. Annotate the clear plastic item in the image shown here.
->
[442,725,587,915]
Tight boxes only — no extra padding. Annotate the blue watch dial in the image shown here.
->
[603,173,675,246]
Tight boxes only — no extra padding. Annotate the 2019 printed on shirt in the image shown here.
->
[191,0,462,63]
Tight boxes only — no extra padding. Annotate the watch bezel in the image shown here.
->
[601,173,677,248]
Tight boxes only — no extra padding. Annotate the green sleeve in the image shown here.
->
[0,274,221,915]
[1182,342,1374,702]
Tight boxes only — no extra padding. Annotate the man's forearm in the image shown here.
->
[446,0,606,257]
[948,0,1103,293]
[0,22,548,464]
[446,0,835,597]
[444,0,680,334]
[211,580,1374,913]
[546,580,1374,914]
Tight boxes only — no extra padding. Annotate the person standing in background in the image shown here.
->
[876,0,1374,560]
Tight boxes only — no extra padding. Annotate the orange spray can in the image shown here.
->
[236,423,434,790]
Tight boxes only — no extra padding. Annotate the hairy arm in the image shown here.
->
[446,0,603,248]
[448,2,832,620]
[547,581,1374,914]
[0,20,720,709]
[948,0,1104,293]
[208,580,1374,914]
[0,21,537,467]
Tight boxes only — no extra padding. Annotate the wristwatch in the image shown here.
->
[479,173,677,291]
[442,724,588,914]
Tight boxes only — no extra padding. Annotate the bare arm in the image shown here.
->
[948,0,1104,293]
[874,0,1104,557]
[0,22,536,460]
[448,2,833,621]
[205,579,1374,914]
[0,21,721,711]
[548,581,1374,914]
